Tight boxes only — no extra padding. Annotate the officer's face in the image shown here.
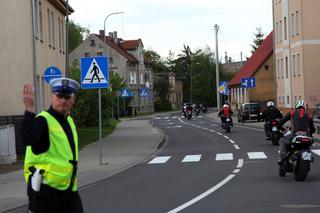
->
[51,92,75,115]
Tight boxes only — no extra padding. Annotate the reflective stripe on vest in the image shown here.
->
[24,111,78,191]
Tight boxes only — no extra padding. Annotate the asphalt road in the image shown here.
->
[9,112,320,213]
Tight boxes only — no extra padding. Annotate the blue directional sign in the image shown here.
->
[218,81,229,95]
[241,77,256,88]
[44,66,62,84]
[120,88,134,97]
[140,88,149,97]
[81,56,108,89]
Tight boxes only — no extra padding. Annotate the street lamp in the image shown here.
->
[103,12,124,46]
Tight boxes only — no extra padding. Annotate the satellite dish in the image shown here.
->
[145,82,150,88]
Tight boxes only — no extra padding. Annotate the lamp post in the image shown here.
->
[97,11,124,165]
[190,61,200,103]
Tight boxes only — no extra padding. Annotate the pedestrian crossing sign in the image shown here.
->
[120,88,131,97]
[140,88,148,97]
[80,56,108,89]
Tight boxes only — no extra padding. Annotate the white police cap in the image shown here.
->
[49,77,80,94]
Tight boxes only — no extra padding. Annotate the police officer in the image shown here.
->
[278,100,316,164]
[261,101,283,140]
[21,77,83,213]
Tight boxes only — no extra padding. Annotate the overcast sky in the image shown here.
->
[69,0,273,62]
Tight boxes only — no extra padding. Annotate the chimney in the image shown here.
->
[109,32,113,38]
[225,52,228,64]
[99,30,105,38]
[113,31,118,44]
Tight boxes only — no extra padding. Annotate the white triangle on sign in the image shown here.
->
[141,89,148,96]
[122,90,128,97]
[82,58,107,84]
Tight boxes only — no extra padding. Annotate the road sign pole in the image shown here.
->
[117,95,120,119]
[98,89,103,165]
[123,97,126,118]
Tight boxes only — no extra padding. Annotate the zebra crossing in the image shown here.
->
[147,150,320,165]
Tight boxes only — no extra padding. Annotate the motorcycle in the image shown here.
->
[222,115,232,133]
[195,108,200,116]
[269,120,283,146]
[279,130,314,181]
[187,109,192,120]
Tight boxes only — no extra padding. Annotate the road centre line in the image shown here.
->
[237,159,244,168]
[167,174,236,213]
[234,145,240,150]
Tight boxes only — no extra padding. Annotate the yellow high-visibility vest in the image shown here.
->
[24,111,78,191]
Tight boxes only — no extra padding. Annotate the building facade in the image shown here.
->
[168,72,183,109]
[69,31,154,114]
[229,32,275,111]
[0,0,71,153]
[273,0,320,112]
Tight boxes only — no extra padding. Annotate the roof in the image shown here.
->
[229,31,273,86]
[94,34,138,62]
[49,0,74,15]
[120,39,143,50]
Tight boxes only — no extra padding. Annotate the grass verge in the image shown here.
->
[77,119,119,150]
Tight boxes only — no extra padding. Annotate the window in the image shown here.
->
[90,39,95,46]
[281,58,284,78]
[34,0,39,38]
[47,9,51,45]
[58,17,61,49]
[51,12,55,47]
[285,56,288,78]
[39,1,43,41]
[291,13,295,36]
[276,22,279,43]
[97,52,103,56]
[296,53,300,75]
[61,19,65,51]
[279,20,282,42]
[84,52,90,57]
[130,72,137,84]
[296,11,299,35]
[292,54,296,76]
[284,17,287,40]
[140,73,144,85]
[287,96,290,105]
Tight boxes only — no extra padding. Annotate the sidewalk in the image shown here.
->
[0,118,165,212]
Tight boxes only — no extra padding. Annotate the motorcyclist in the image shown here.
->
[278,100,316,164]
[262,101,283,140]
[186,104,193,115]
[194,104,201,116]
[218,104,233,126]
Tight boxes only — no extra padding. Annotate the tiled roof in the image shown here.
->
[229,31,273,86]
[94,34,138,62]
[120,39,143,50]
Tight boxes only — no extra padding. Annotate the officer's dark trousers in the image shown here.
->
[27,182,83,213]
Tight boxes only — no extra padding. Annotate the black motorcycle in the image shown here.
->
[195,108,200,116]
[187,109,192,120]
[269,120,283,146]
[279,131,314,181]
[222,115,232,133]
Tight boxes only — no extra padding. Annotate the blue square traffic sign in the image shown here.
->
[80,57,108,89]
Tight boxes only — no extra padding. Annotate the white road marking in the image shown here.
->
[164,117,170,119]
[154,117,161,120]
[166,125,182,129]
[224,135,229,139]
[167,175,235,213]
[217,132,223,136]
[311,149,320,156]
[247,152,267,159]
[182,155,202,163]
[234,145,240,150]
[233,169,240,173]
[148,156,171,164]
[168,122,174,125]
[237,159,244,168]
[215,153,233,161]
[229,139,235,144]
[172,116,178,119]
[209,130,216,133]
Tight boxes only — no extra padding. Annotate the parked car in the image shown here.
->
[313,103,320,119]
[237,102,263,122]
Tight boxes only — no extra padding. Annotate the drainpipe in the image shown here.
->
[31,0,40,113]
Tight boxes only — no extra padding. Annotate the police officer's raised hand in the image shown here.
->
[23,82,35,113]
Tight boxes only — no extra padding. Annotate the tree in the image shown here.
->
[68,20,89,53]
[153,76,171,111]
[144,49,166,73]
[250,27,265,53]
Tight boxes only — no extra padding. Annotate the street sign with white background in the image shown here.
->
[81,56,108,89]
[241,77,256,88]
[44,66,62,84]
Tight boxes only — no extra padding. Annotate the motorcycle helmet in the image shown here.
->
[223,104,228,108]
[295,100,306,109]
[266,101,274,108]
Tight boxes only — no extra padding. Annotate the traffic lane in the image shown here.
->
[183,154,320,213]
[153,117,238,154]
[80,158,240,213]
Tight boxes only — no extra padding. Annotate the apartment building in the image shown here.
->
[273,0,320,112]
[0,0,71,153]
[69,31,154,114]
